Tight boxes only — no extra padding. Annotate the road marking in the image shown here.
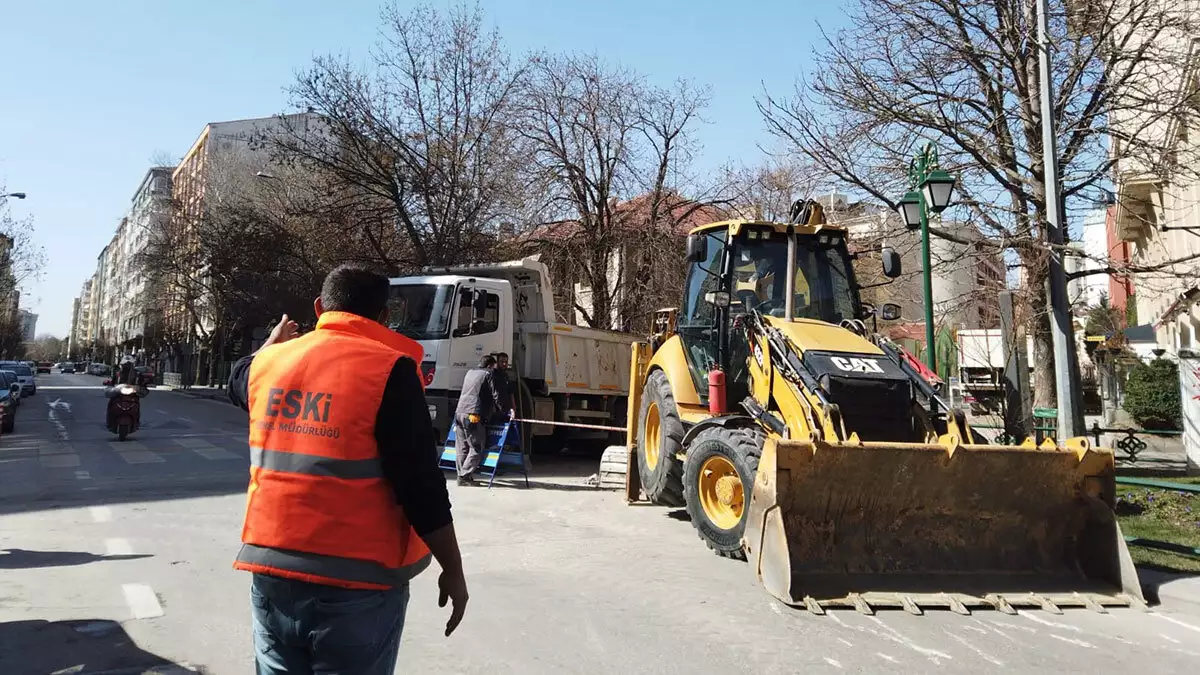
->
[75,470,91,480]
[121,583,164,619]
[173,437,238,460]
[823,658,842,669]
[90,506,112,522]
[46,399,71,441]
[1049,634,1095,648]
[1016,609,1082,632]
[110,442,164,464]
[1161,633,1180,644]
[105,538,134,555]
[945,631,1004,666]
[178,416,194,424]
[156,409,168,415]
[1154,614,1200,634]
[836,638,853,647]
[876,653,899,664]
[39,451,80,467]
[866,616,953,664]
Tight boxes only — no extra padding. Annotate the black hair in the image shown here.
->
[479,355,496,368]
[321,264,390,319]
[495,352,509,360]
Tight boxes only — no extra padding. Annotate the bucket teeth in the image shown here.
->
[850,594,874,615]
[900,596,923,616]
[986,595,1017,615]
[802,597,825,615]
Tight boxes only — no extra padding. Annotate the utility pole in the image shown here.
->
[1037,0,1084,438]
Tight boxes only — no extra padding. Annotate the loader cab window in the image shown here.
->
[678,229,728,394]
[731,230,859,324]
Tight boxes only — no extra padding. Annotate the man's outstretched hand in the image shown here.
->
[438,568,469,636]
[263,314,299,349]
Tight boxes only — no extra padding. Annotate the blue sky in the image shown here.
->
[0,0,848,336]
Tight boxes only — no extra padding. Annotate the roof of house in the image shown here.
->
[525,192,728,242]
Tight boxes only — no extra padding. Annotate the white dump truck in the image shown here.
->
[956,328,1034,414]
[388,258,632,446]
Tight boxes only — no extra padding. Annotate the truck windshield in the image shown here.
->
[388,284,455,340]
[731,230,859,324]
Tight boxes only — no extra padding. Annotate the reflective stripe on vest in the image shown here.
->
[239,311,432,589]
[235,543,431,588]
[250,446,383,480]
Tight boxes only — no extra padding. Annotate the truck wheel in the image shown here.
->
[637,370,685,506]
[683,425,763,559]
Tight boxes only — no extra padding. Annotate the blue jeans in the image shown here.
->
[251,573,410,675]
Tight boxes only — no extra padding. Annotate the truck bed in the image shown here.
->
[517,322,631,396]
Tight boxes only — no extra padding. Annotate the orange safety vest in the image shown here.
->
[233,311,433,590]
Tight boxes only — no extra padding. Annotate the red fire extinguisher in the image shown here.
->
[708,368,727,415]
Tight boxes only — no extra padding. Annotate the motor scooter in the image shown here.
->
[104,380,142,441]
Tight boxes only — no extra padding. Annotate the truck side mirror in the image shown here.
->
[685,234,707,263]
[882,247,901,278]
[880,303,902,321]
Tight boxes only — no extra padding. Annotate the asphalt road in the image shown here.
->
[2,372,1200,674]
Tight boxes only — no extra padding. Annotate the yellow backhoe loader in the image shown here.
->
[625,200,1144,614]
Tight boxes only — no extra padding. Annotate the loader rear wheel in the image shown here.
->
[683,425,763,560]
[637,370,685,506]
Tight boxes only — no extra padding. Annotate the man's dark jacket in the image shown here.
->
[455,367,502,420]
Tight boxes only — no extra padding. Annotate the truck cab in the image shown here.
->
[388,274,514,430]
[389,258,631,445]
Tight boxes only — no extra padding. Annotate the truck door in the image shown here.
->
[448,283,508,373]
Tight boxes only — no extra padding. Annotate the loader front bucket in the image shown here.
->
[743,436,1144,614]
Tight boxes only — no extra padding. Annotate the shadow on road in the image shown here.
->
[0,548,152,570]
[0,619,198,675]
[0,472,249,517]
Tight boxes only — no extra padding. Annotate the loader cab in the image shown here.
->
[679,222,863,403]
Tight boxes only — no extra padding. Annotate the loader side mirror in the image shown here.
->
[685,234,707,263]
[880,303,902,321]
[881,247,901,278]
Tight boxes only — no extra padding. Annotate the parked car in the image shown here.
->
[37,361,52,374]
[0,380,17,433]
[133,366,156,387]
[0,362,36,396]
[60,361,76,374]
[88,363,111,377]
[0,370,21,409]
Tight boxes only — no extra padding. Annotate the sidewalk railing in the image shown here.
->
[972,422,1183,464]
[1089,424,1182,464]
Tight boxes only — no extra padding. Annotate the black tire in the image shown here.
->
[2,418,13,434]
[683,425,764,560]
[636,369,685,506]
[117,425,129,442]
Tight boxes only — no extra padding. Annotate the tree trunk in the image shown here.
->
[1027,266,1057,409]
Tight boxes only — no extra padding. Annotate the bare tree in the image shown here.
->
[0,189,46,355]
[519,54,721,331]
[268,2,526,272]
[758,0,1200,406]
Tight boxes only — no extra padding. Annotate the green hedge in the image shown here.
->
[1123,358,1181,430]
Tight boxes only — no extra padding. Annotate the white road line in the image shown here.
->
[1016,609,1083,633]
[945,631,1004,666]
[39,452,80,468]
[174,437,238,460]
[1161,633,1181,644]
[1049,634,1095,648]
[156,409,168,415]
[109,441,164,464]
[876,653,899,664]
[823,658,843,669]
[1154,614,1200,634]
[105,538,134,556]
[866,616,953,664]
[74,470,91,480]
[90,506,112,523]
[121,583,164,619]
[836,638,853,647]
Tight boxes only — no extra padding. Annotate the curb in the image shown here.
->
[1137,568,1200,609]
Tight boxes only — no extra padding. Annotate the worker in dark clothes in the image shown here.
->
[491,352,514,424]
[228,264,468,675]
[454,355,502,486]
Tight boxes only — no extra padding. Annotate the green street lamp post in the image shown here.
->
[896,142,957,373]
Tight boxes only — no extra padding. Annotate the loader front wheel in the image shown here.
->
[684,425,763,559]
[637,370,685,506]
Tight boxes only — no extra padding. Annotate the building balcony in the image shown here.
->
[1114,175,1159,243]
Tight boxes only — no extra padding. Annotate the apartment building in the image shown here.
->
[18,309,37,342]
[119,167,172,347]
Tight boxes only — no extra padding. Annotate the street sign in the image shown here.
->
[1033,407,1058,419]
